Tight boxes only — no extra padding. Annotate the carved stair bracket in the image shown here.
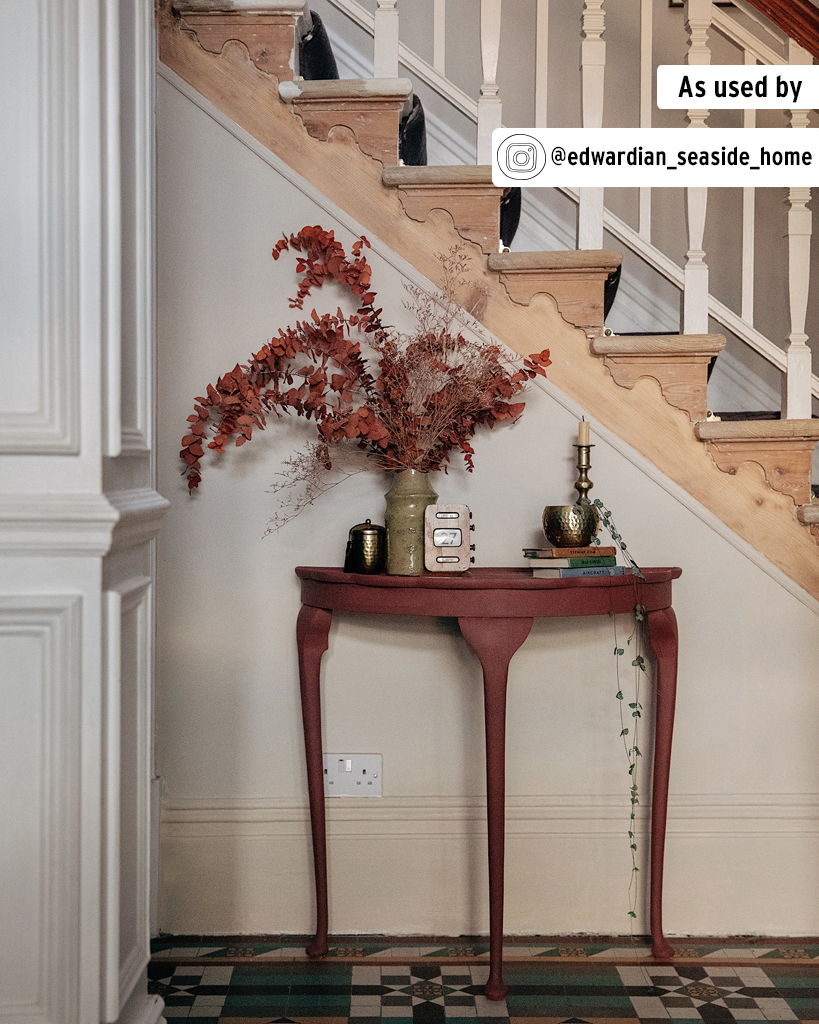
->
[694,419,819,505]
[591,334,725,421]
[796,503,819,541]
[487,250,622,336]
[176,3,305,80]
[382,166,503,254]
[278,79,412,165]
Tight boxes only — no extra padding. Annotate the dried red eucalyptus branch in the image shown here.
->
[180,225,551,511]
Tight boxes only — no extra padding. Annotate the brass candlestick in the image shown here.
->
[574,443,594,503]
[542,443,600,547]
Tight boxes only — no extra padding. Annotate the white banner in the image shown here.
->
[492,129,818,188]
[657,65,819,109]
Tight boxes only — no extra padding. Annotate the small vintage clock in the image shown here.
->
[424,504,475,572]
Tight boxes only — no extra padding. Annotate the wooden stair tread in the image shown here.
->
[176,1,305,9]
[695,419,819,441]
[382,165,496,186]
[488,250,622,273]
[592,334,725,356]
[797,504,819,524]
[279,78,412,100]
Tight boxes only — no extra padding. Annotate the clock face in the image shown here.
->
[433,527,462,547]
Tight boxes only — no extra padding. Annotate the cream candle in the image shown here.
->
[578,418,590,446]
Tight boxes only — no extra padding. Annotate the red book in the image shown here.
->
[522,545,617,559]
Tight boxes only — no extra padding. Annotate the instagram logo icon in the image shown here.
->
[506,142,537,172]
[495,133,546,180]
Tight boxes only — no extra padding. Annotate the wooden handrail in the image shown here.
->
[742,0,819,59]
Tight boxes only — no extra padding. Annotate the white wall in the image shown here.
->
[155,74,819,938]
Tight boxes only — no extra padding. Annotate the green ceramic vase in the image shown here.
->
[384,470,438,575]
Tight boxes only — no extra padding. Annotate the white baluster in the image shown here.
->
[535,0,549,130]
[374,0,400,79]
[783,38,813,419]
[638,0,652,240]
[433,0,446,74]
[579,0,606,250]
[683,0,712,335]
[477,0,502,164]
[741,51,756,326]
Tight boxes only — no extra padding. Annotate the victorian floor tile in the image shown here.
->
[147,940,819,1023]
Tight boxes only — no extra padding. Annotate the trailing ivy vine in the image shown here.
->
[588,496,647,927]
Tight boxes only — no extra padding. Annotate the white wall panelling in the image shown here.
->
[108,489,172,554]
[0,596,82,1024]
[0,0,80,454]
[114,0,155,456]
[1,0,164,1020]
[102,578,153,1022]
[161,794,819,935]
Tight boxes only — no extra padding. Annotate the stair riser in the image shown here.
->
[390,186,502,254]
[178,11,300,80]
[598,355,714,422]
[494,270,611,336]
[702,439,817,505]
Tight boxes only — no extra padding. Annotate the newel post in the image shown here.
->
[784,38,813,419]
[477,0,503,164]
[579,0,606,250]
[683,0,712,335]
[374,0,400,79]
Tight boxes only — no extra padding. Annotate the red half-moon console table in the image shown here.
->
[295,566,682,1000]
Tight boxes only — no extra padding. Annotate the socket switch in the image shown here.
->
[322,753,382,797]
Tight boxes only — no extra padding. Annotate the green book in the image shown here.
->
[567,555,617,568]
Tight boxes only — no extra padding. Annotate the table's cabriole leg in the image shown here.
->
[297,604,333,959]
[645,605,678,960]
[458,616,533,1002]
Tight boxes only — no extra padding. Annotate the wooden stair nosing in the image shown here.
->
[175,1,305,10]
[695,419,819,441]
[488,250,622,274]
[591,334,726,357]
[382,165,497,187]
[279,78,413,101]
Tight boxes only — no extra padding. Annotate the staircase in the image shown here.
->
[158,0,819,601]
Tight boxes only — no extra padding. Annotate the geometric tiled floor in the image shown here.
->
[150,939,819,1023]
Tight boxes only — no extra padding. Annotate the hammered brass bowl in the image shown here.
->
[542,502,600,547]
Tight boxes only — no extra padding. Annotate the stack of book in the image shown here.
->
[522,545,625,578]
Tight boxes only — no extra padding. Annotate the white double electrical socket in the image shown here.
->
[322,753,382,797]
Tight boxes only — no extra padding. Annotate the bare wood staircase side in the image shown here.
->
[159,1,819,601]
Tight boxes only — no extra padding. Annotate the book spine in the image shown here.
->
[523,546,617,559]
[526,556,617,569]
[559,566,627,578]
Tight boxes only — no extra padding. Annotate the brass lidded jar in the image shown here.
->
[344,519,387,574]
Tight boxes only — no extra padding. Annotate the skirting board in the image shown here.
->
[160,794,819,937]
